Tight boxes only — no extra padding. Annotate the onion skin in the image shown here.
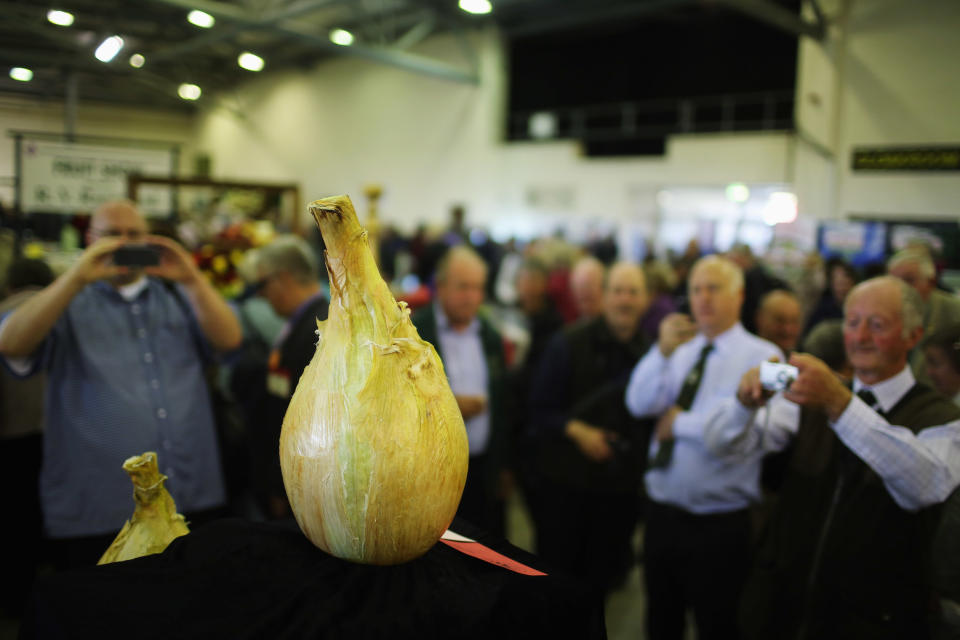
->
[280,195,469,565]
[98,452,190,565]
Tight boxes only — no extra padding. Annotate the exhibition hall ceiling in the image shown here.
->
[0,0,818,111]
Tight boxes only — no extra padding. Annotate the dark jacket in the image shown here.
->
[529,316,652,492]
[411,305,510,496]
[255,295,329,502]
[741,383,960,640]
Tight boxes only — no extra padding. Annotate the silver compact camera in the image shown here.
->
[759,361,799,391]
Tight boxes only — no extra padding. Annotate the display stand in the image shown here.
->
[22,517,605,640]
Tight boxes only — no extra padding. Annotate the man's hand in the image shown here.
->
[143,234,202,285]
[565,419,616,462]
[654,406,680,443]
[456,395,487,420]
[783,352,852,421]
[658,313,697,357]
[736,361,778,408]
[65,236,128,286]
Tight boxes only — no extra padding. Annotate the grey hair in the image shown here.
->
[845,275,924,337]
[690,255,745,293]
[435,245,487,285]
[256,235,319,284]
[887,248,935,280]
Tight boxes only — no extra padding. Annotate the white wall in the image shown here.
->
[195,28,793,240]
[794,0,960,221]
[0,95,196,211]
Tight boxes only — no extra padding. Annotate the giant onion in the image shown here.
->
[280,194,469,564]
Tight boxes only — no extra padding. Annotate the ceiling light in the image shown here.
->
[329,28,354,46]
[9,67,33,82]
[237,52,264,72]
[458,0,492,15]
[762,192,799,226]
[129,53,145,68]
[187,9,215,28]
[94,36,124,63]
[178,83,202,100]
[47,10,75,26]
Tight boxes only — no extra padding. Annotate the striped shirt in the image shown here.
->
[705,366,960,511]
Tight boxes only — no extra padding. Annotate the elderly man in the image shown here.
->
[249,235,328,519]
[570,255,605,320]
[412,246,509,535]
[0,200,241,567]
[529,262,652,596]
[707,276,960,639]
[625,255,782,640]
[755,289,803,355]
[888,248,960,383]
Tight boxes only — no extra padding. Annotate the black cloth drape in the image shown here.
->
[22,517,605,640]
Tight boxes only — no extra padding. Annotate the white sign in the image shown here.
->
[19,139,175,216]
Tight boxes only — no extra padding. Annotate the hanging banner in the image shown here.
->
[17,137,177,216]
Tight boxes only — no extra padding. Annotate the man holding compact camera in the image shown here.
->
[705,275,960,639]
[625,255,783,640]
[0,200,242,567]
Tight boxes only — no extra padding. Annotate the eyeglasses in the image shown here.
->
[251,273,276,292]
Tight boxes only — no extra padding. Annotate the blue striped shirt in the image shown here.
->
[1,278,226,537]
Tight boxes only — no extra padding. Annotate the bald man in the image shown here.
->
[412,246,511,536]
[708,276,960,638]
[626,255,782,640]
[529,262,653,596]
[570,256,605,320]
[755,289,803,355]
[0,200,241,567]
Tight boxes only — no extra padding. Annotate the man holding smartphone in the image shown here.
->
[0,200,242,568]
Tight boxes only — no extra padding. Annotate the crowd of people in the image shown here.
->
[1,199,959,640]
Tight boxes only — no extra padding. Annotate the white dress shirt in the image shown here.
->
[704,365,960,511]
[434,304,490,455]
[625,322,782,514]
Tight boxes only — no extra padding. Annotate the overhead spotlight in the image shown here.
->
[178,83,202,100]
[129,53,145,68]
[9,67,33,82]
[94,36,124,63]
[237,52,264,72]
[187,9,215,28]
[47,10,75,26]
[458,0,492,15]
[329,28,354,46]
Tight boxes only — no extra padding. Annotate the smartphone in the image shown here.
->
[113,245,160,267]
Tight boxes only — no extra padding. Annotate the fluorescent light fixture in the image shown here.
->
[458,0,492,15]
[9,67,33,82]
[95,36,124,62]
[237,52,264,72]
[725,182,750,204]
[129,53,145,68]
[178,83,202,100]
[47,10,75,26]
[187,9,215,28]
[329,28,354,46]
